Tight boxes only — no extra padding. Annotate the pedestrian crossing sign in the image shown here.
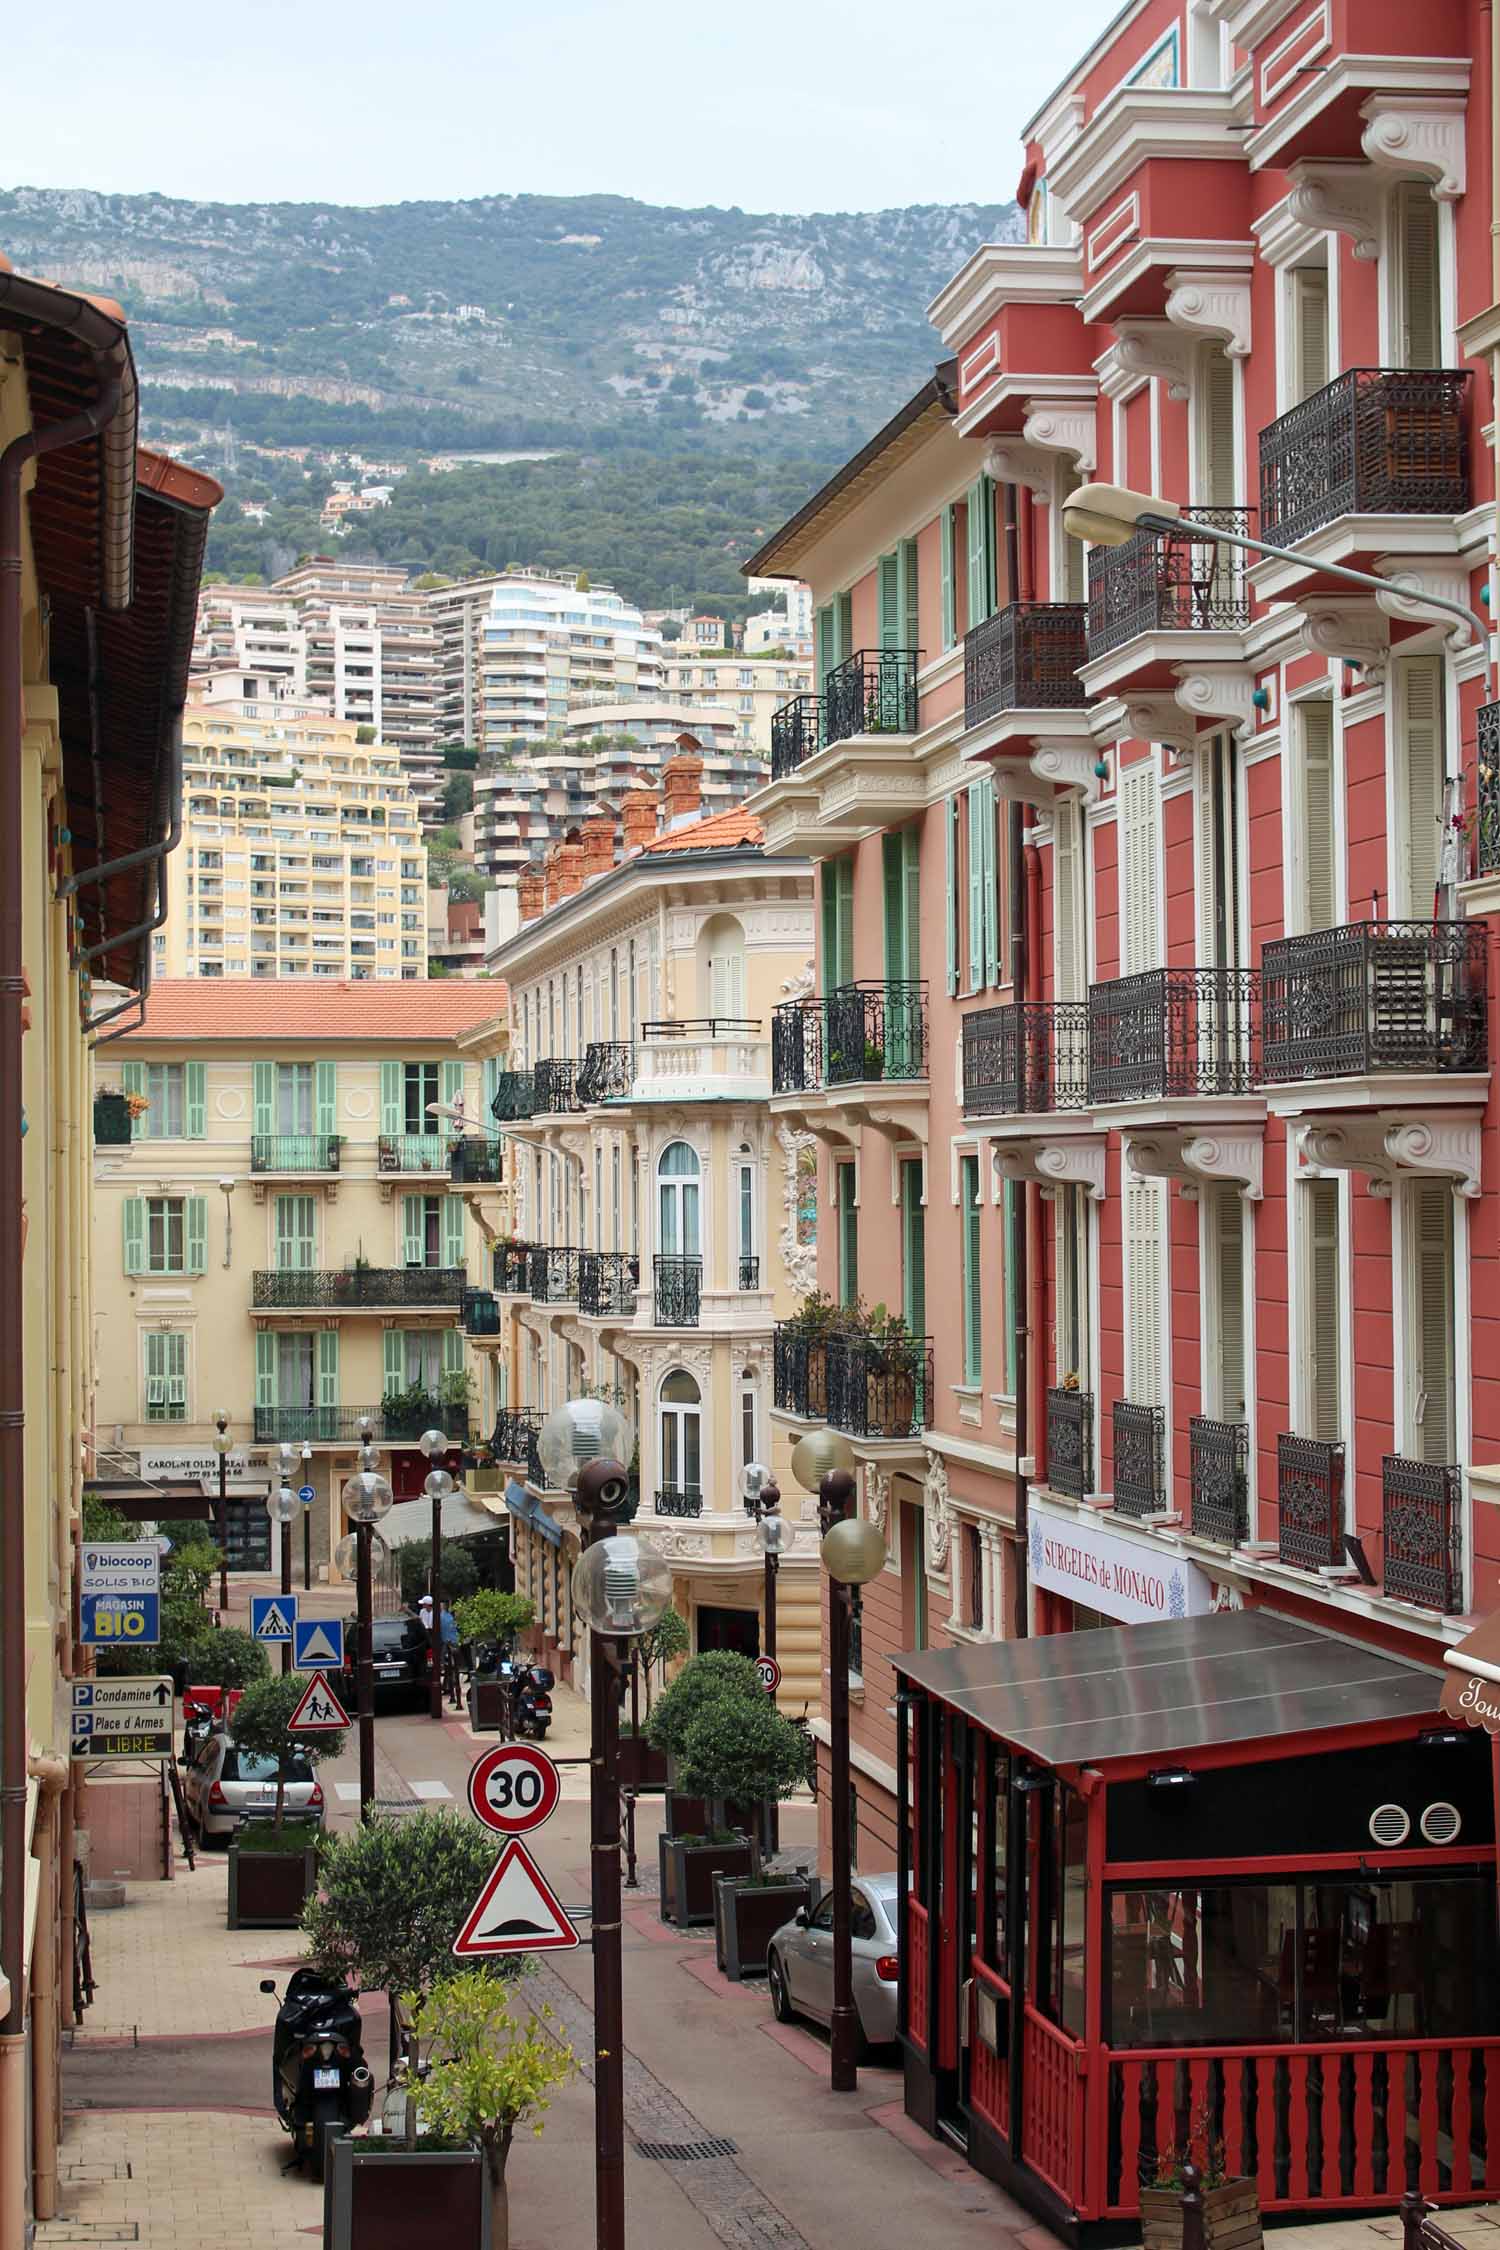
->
[288,1672,350,1732]
[293,1617,345,1670]
[250,1595,297,1642]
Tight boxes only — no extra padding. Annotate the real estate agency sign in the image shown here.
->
[1028,1494,1211,1625]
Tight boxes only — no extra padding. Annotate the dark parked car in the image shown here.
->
[336,1614,431,1709]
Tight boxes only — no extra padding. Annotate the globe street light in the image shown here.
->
[268,1475,297,1674]
[342,1456,394,1821]
[744,1462,785,1852]
[300,1441,314,1592]
[420,1426,453,1721]
[211,1414,232,1612]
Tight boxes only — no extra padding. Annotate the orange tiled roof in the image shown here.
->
[118,978,507,1044]
[643,806,763,855]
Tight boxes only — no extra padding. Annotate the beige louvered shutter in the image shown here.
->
[1053,803,1082,1004]
[1411,1182,1456,1464]
[1201,345,1237,509]
[1299,700,1336,933]
[1195,750,1218,967]
[1120,762,1160,978]
[1307,1178,1342,1444]
[1292,267,1329,403]
[1397,181,1441,371]
[1396,654,1445,915]
[1214,1187,1247,1424]
[1125,1178,1164,1408]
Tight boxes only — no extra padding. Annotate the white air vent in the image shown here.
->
[1420,1801,1461,1846]
[1369,1803,1410,1847]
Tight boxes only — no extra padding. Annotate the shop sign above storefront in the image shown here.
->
[1028,1494,1212,1625]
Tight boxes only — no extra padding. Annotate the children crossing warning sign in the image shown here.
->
[287,1672,350,1732]
[452,1838,579,1956]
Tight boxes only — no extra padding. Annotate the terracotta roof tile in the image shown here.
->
[642,806,763,855]
[119,978,507,1045]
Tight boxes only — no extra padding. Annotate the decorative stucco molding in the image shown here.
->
[1361,95,1466,202]
[1022,401,1098,473]
[1174,665,1259,737]
[1098,321,1194,402]
[1286,165,1382,262]
[1297,599,1389,687]
[1297,1116,1482,1200]
[1031,743,1099,796]
[775,1119,818,1296]
[983,441,1055,498]
[1125,1129,1264,1202]
[1116,693,1199,756]
[990,1135,1108,1201]
[1374,558,1475,651]
[865,1465,891,1539]
[1164,270,1251,359]
[924,1450,952,1574]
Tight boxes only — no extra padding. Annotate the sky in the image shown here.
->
[5,0,1126,214]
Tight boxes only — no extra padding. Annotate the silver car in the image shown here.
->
[184,1729,325,1842]
[766,1872,903,2050]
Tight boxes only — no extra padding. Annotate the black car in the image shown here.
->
[337,1615,431,1708]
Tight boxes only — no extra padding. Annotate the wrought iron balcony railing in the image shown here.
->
[578,1249,638,1318]
[738,1254,760,1291]
[1087,506,1253,660]
[490,1407,544,1486]
[253,1400,471,1447]
[825,1332,934,1442]
[251,1133,342,1173]
[490,1070,536,1124]
[1189,1416,1249,1545]
[654,1486,704,1518]
[533,1059,581,1115]
[1276,1433,1345,1571]
[93,1091,133,1145]
[771,693,825,780]
[449,1137,505,1185]
[1259,367,1471,547]
[493,1240,535,1295]
[528,1247,580,1305]
[771,983,928,1093]
[462,1286,502,1336]
[965,601,1088,728]
[653,1254,702,1327]
[252,1266,466,1310]
[1477,699,1500,876]
[1087,967,1260,1104]
[773,1326,830,1420]
[1046,1386,1095,1501]
[378,1132,449,1173]
[962,1000,1090,1116]
[771,998,824,1094]
[640,1017,760,1039]
[1382,1454,1463,1613]
[576,1041,635,1105]
[1112,1400,1166,1519]
[824,648,920,747]
[1260,920,1486,1082]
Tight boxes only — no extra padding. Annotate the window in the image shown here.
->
[737,1154,755,1279]
[403,1061,439,1133]
[274,1195,316,1271]
[1407,1180,1456,1464]
[964,784,1000,992]
[656,1141,701,1259]
[124,1060,205,1139]
[836,1163,858,1307]
[900,1159,926,1342]
[1056,1182,1090,1389]
[700,913,746,1020]
[1394,180,1442,371]
[147,1197,185,1274]
[1207,1185,1248,1425]
[984,1747,1011,1968]
[659,1369,702,1501]
[820,856,855,988]
[965,1523,984,1630]
[144,1330,187,1421]
[1304,1177,1343,1443]
[1195,731,1242,972]
[1053,799,1087,1007]
[741,1379,757,1471]
[1288,262,1330,405]
[125,1195,205,1277]
[1043,1786,1089,2040]
[277,1332,316,1415]
[276,1062,314,1135]
[1196,343,1238,509]
[1119,760,1161,977]
[961,1154,983,1384]
[1124,1177,1165,1410]
[1394,654,1446,917]
[1292,698,1337,934]
[401,1332,443,1392]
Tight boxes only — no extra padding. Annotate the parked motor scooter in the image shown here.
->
[513,1662,554,1741]
[260,1968,373,2179]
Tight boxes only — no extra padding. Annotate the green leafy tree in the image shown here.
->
[646,1648,763,1761]
[412,1973,575,2248]
[452,1589,535,1648]
[182,1627,269,1691]
[676,1691,807,1825]
[440,771,474,820]
[230,1673,347,1830]
[398,1538,480,1608]
[303,1811,512,2000]
[632,1603,689,1719]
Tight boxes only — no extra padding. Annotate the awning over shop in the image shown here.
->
[1442,1609,1500,1733]
[893,1609,1443,1767]
[504,1480,563,1548]
[381,1488,504,1548]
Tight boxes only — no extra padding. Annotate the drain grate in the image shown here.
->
[635,2136,739,2163]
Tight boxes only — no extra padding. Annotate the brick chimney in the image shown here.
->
[621,789,659,853]
[517,867,545,923]
[581,812,615,877]
[543,842,564,909]
[661,739,704,826]
[557,838,585,899]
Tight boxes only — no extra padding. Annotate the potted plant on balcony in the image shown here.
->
[1139,2120,1261,2250]
[92,1086,136,1144]
[686,1695,814,1980]
[227,1674,346,1930]
[862,1303,918,1437]
[648,1652,762,1920]
[618,1604,688,1791]
[382,1381,441,1442]
[781,1292,851,1419]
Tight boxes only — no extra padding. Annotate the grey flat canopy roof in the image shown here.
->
[893,1611,1444,1767]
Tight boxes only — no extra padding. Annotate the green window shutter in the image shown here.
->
[123,1198,145,1275]
[275,1195,315,1270]
[441,1328,465,1380]
[122,1060,144,1140]
[967,784,984,991]
[144,1330,163,1410]
[901,1161,926,1341]
[966,476,995,628]
[185,1197,208,1276]
[253,1061,275,1139]
[185,1061,206,1139]
[383,1330,406,1397]
[317,1328,339,1410]
[165,1331,187,1410]
[315,1061,337,1138]
[402,1195,425,1266]
[1002,1179,1018,1395]
[898,538,919,655]
[945,798,960,997]
[836,592,853,665]
[962,1156,983,1384]
[902,827,921,987]
[815,605,831,691]
[837,1165,859,1307]
[380,1060,402,1136]
[883,834,904,981]
[877,553,900,650]
[836,857,854,990]
[442,1195,465,1269]
[981,778,1000,989]
[940,507,956,650]
[255,1330,276,1413]
[441,1058,463,1116]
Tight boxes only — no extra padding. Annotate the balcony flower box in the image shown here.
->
[657,1829,754,1928]
[323,2135,489,2250]
[227,1822,319,1930]
[713,1872,813,1981]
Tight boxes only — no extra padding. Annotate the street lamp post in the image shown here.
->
[743,1461,784,1851]
[420,1427,453,1721]
[211,1414,231,1614]
[341,1427,393,1823]
[269,1480,297,1675]
[301,1443,313,1592]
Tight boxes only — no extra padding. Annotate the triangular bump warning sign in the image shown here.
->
[288,1671,350,1732]
[296,1620,342,1665]
[452,1838,579,1955]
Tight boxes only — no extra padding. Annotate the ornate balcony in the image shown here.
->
[1189,1416,1249,1545]
[1112,1400,1165,1519]
[773,1326,828,1421]
[963,601,1087,729]
[1382,1454,1463,1613]
[251,1133,342,1173]
[528,1247,580,1306]
[1046,1386,1095,1501]
[1258,368,1470,548]
[532,1059,581,1115]
[772,983,927,1094]
[576,1042,634,1105]
[1276,1434,1345,1571]
[654,1486,704,1518]
[633,1022,768,1104]
[825,1332,934,1442]
[824,649,919,746]
[653,1254,702,1327]
[770,693,825,780]
[377,1132,449,1173]
[771,999,824,1094]
[1086,507,1253,659]
[962,1001,1089,1117]
[493,1240,534,1295]
[490,1407,543,1486]
[490,1071,536,1124]
[449,1137,505,1185]
[1087,968,1260,1105]
[251,1266,465,1311]
[578,1249,638,1318]
[462,1287,502,1337]
[1476,700,1500,876]
[253,1400,470,1447]
[1260,921,1486,1083]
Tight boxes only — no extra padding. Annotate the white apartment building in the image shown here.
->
[658,649,812,757]
[156,711,429,983]
[424,569,666,752]
[745,576,812,642]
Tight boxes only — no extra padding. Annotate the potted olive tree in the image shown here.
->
[688,1695,814,1980]
[453,1592,536,1730]
[227,1673,346,1930]
[647,1652,763,1923]
[618,1604,688,1792]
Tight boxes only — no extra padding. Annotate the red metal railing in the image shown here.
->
[1023,2005,1087,2208]
[906,1899,929,2052]
[968,1963,1010,2129]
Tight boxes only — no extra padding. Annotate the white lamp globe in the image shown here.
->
[539,1398,633,1493]
[212,1422,232,1457]
[821,1516,887,1586]
[423,1467,456,1501]
[334,1529,389,1579]
[758,1512,787,1557]
[419,1427,449,1460]
[789,1427,857,1490]
[267,1483,297,1525]
[342,1468,394,1525]
[571,1534,671,1638]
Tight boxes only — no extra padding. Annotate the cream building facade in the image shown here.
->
[660,647,812,756]
[155,711,428,984]
[92,981,510,1578]
[482,802,821,1708]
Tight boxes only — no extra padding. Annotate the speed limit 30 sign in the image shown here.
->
[467,1742,561,1835]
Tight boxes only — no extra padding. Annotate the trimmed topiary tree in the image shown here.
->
[646,1648,764,1762]
[453,1589,535,1650]
[677,1692,808,1828]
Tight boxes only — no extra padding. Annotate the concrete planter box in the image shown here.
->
[468,1678,511,1733]
[1140,2180,1261,2250]
[618,1733,670,1791]
[227,1831,318,1929]
[323,2137,489,2249]
[713,1875,812,1980]
[658,1831,754,1927]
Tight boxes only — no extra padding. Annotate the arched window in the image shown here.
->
[698,912,746,1022]
[657,1140,701,1258]
[659,1369,702,1509]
